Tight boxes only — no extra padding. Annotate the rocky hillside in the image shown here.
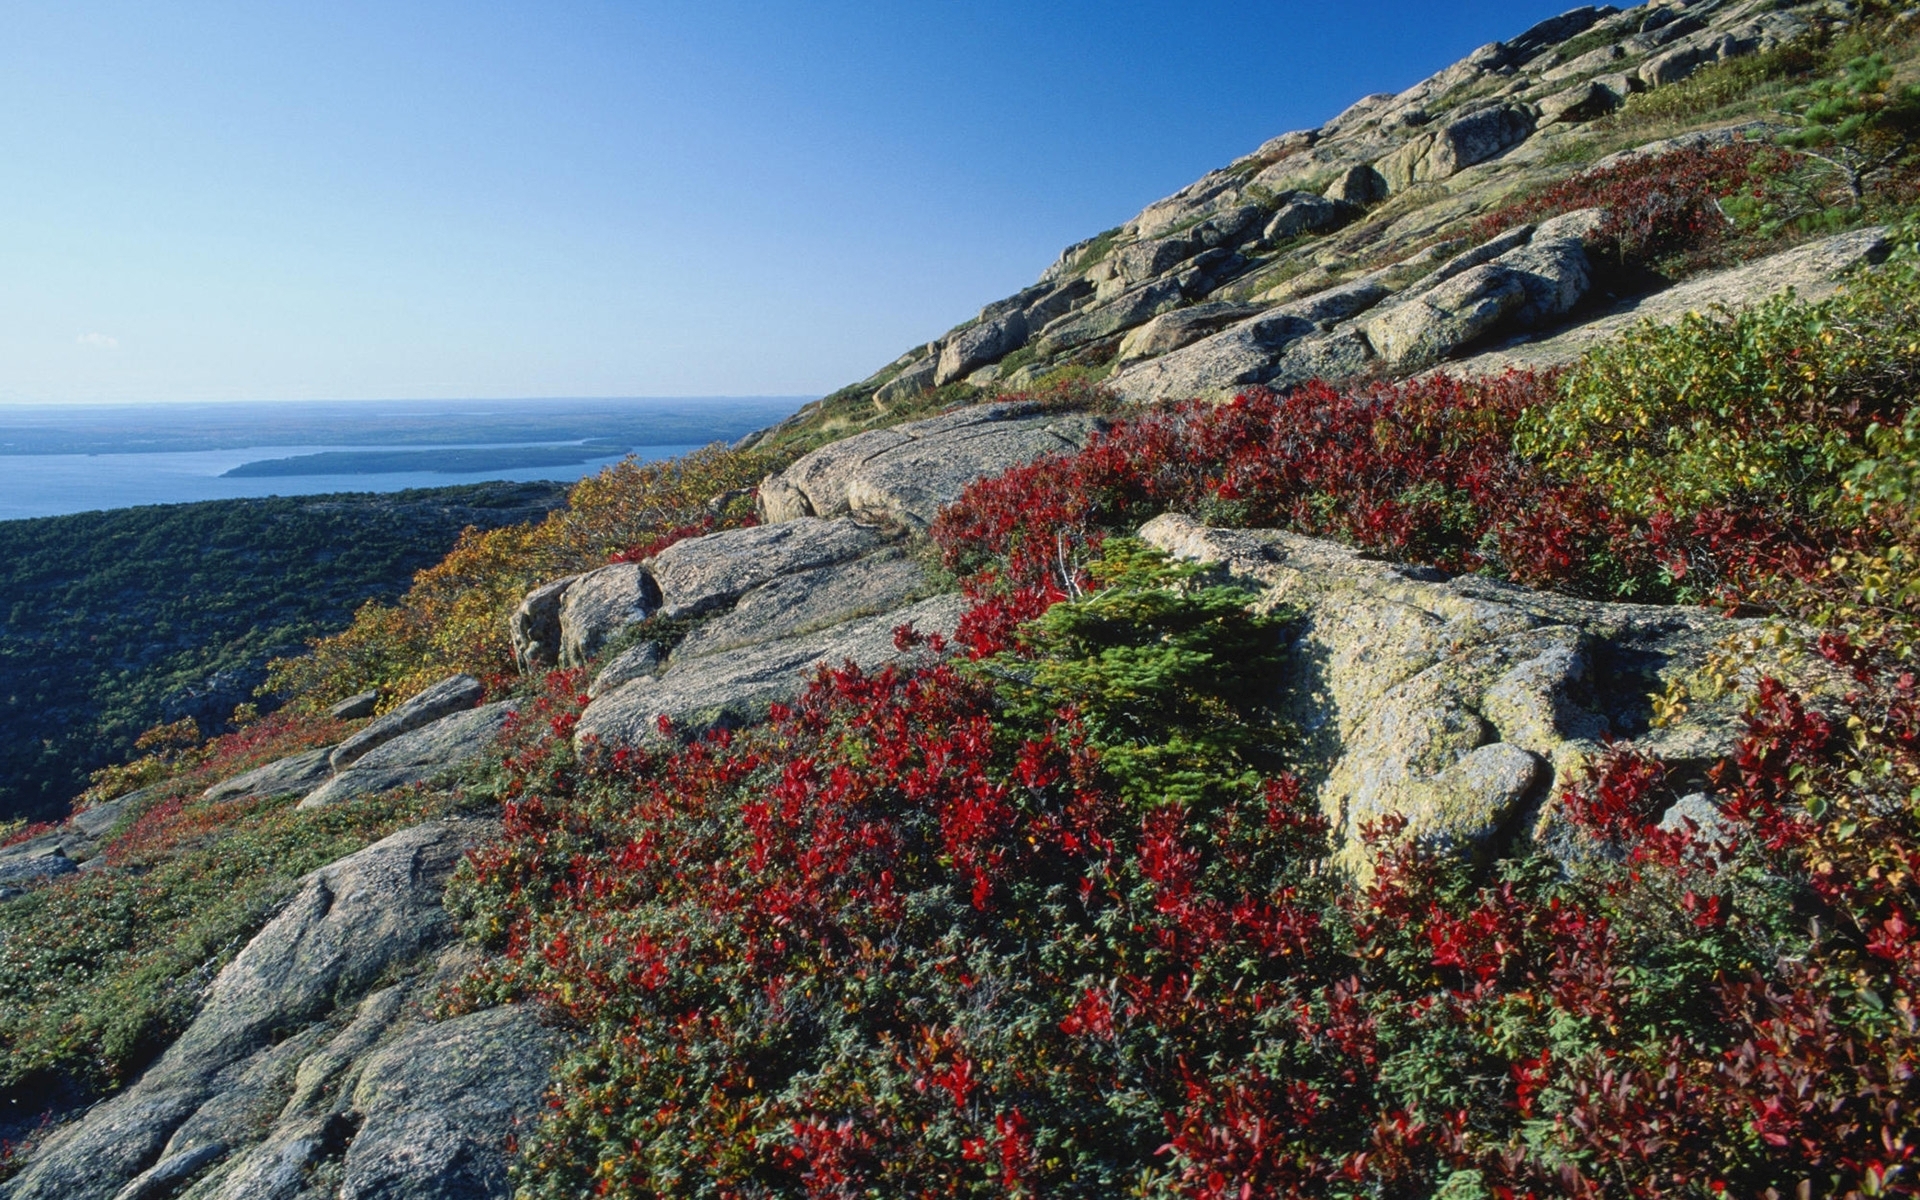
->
[749,0,1902,456]
[10,2,1920,1197]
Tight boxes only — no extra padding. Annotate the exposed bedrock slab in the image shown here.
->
[935,312,1028,385]
[329,674,485,772]
[335,1004,555,1200]
[202,747,335,804]
[674,546,934,662]
[301,701,516,809]
[590,640,665,699]
[1115,301,1266,366]
[576,593,968,750]
[4,822,488,1200]
[1107,277,1390,402]
[1137,514,1845,872]
[327,690,380,721]
[756,402,1105,531]
[648,518,883,620]
[1035,278,1186,353]
[1446,227,1893,378]
[1376,104,1536,191]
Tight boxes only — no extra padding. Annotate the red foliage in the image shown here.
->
[932,377,1669,605]
[1473,141,1801,271]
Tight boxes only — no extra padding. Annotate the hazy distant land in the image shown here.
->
[0,396,803,456]
[0,397,807,520]
[223,441,635,477]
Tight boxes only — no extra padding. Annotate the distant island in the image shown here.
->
[223,442,633,477]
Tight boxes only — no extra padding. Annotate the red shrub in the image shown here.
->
[1473,141,1801,272]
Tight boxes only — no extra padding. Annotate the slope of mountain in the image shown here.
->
[11,2,1920,1197]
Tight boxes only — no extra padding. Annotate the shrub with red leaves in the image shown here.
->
[1473,141,1803,275]
[932,376,1671,609]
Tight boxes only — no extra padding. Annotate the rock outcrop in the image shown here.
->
[1138,514,1844,870]
[11,2,1907,1195]
[329,675,485,772]
[755,401,1103,529]
[301,701,517,809]
[3,822,551,1200]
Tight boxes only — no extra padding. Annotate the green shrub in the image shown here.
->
[980,540,1292,812]
[1515,251,1920,520]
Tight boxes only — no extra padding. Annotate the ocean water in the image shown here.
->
[0,442,704,521]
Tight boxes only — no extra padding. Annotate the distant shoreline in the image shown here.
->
[222,443,632,478]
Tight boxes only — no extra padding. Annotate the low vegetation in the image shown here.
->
[413,232,1920,1196]
[0,711,472,1126]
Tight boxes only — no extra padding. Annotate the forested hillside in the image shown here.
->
[0,483,565,820]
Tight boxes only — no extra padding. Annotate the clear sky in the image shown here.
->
[0,1,1580,404]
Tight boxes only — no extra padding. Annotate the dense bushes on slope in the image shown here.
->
[414,241,1920,1197]
[938,238,1920,619]
[446,558,1920,1197]
[0,482,565,822]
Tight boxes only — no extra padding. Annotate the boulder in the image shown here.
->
[1638,39,1718,88]
[1035,278,1186,353]
[1363,263,1528,371]
[1503,5,1614,61]
[70,791,137,838]
[328,690,380,721]
[590,641,664,699]
[1261,193,1361,243]
[577,594,967,750]
[202,747,335,803]
[1377,104,1536,190]
[674,548,933,662]
[1541,40,1628,83]
[1109,233,1203,286]
[936,314,1028,386]
[301,702,516,809]
[1136,515,1843,869]
[1028,277,1096,324]
[1539,78,1621,123]
[1115,301,1266,366]
[1107,311,1315,402]
[1497,233,1594,326]
[0,840,77,887]
[329,674,485,772]
[754,403,1105,531]
[508,577,576,673]
[558,564,659,667]
[1323,163,1388,206]
[1193,204,1268,249]
[1405,225,1536,297]
[1107,277,1391,402]
[649,518,883,620]
[875,355,939,405]
[1129,170,1244,240]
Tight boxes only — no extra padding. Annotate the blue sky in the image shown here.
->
[0,1,1576,404]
